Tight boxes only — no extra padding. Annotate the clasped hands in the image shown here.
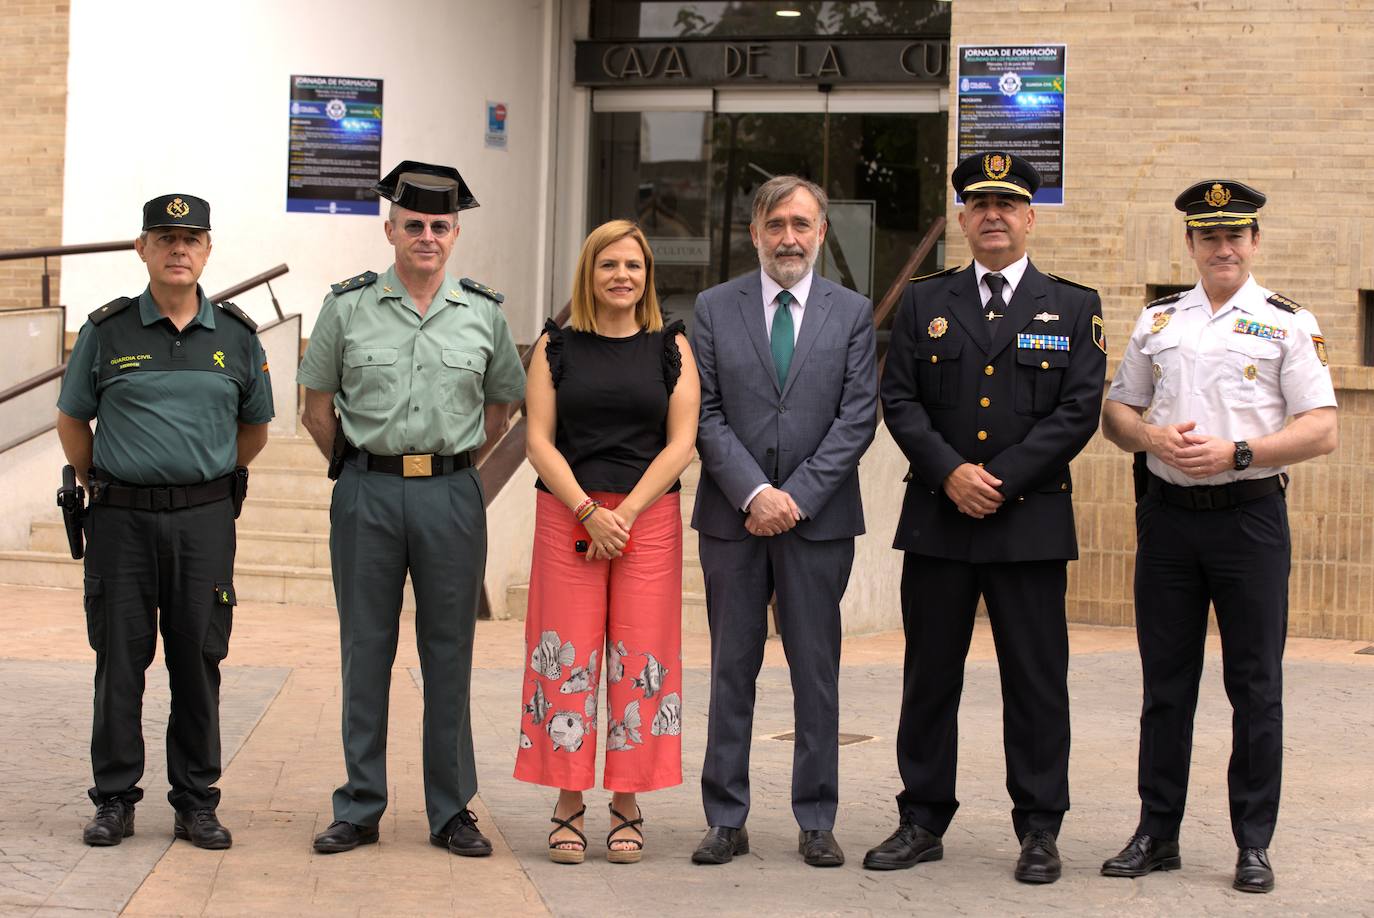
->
[746,486,802,537]
[943,463,1004,518]
[1150,420,1235,479]
[582,505,636,561]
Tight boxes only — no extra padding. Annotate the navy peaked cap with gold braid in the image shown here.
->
[1175,180,1265,228]
[952,151,1041,200]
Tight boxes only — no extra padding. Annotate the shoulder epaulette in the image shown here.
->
[1146,290,1187,309]
[216,299,257,331]
[1048,272,1097,293]
[460,277,505,304]
[88,296,134,325]
[1266,293,1304,314]
[330,271,378,295]
[909,265,961,283]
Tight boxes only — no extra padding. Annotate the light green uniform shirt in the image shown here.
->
[297,265,526,455]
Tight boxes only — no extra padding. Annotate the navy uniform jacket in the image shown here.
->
[881,261,1105,562]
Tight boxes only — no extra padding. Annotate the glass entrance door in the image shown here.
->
[589,101,946,330]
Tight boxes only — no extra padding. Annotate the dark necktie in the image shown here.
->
[771,290,796,388]
[984,273,1007,337]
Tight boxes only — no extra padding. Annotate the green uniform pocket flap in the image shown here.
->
[442,347,487,374]
[344,346,400,368]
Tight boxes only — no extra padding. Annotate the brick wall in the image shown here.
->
[0,1,69,310]
[949,2,1374,640]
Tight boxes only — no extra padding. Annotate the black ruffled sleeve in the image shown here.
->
[662,318,686,395]
[543,318,565,388]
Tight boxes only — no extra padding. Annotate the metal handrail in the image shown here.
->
[0,363,65,405]
[0,239,138,308]
[872,215,946,333]
[211,264,289,320]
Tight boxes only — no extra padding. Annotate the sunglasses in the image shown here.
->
[400,220,454,238]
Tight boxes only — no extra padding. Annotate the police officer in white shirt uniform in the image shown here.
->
[1099,180,1338,894]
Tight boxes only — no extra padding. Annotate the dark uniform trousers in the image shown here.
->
[897,556,1070,838]
[82,495,236,811]
[1133,483,1290,849]
[328,457,486,836]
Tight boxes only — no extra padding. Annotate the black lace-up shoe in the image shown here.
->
[1101,833,1181,877]
[1234,847,1274,893]
[174,808,232,849]
[863,821,943,870]
[1014,829,1061,884]
[430,809,492,857]
[83,798,135,846]
[312,820,379,853]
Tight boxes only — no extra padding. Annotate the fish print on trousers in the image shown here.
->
[530,630,576,680]
[606,700,643,752]
[584,692,598,733]
[606,640,629,684]
[560,649,599,695]
[519,732,533,749]
[632,652,669,699]
[546,710,586,753]
[523,680,551,725]
[650,692,682,737]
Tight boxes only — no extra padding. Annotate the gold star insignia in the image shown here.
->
[383,286,393,293]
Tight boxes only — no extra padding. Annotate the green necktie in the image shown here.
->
[771,290,796,388]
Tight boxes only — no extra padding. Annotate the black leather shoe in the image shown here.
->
[174,809,233,850]
[863,821,943,871]
[799,829,845,867]
[1014,829,1061,884]
[430,809,492,857]
[691,826,749,864]
[83,798,135,846]
[312,820,379,854]
[1101,833,1181,877]
[1233,847,1274,893]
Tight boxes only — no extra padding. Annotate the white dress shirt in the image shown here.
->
[973,254,1029,309]
[1107,274,1337,486]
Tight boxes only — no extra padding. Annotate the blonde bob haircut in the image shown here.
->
[569,220,663,334]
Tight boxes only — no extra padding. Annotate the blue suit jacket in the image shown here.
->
[691,270,878,541]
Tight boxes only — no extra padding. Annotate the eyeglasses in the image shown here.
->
[400,220,454,238]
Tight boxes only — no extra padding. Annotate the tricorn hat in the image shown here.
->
[374,161,478,214]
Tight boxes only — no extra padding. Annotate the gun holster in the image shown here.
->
[1132,451,1149,502]
[327,424,348,481]
[56,465,87,560]
[231,466,249,519]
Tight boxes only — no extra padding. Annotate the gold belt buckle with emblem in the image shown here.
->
[402,454,433,477]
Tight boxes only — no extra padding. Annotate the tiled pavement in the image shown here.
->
[1,583,1371,917]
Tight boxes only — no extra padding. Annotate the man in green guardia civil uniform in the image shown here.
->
[298,161,525,856]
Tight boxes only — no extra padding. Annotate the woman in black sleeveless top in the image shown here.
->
[513,220,699,864]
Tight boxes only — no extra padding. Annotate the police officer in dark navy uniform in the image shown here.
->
[56,194,274,849]
[1100,181,1338,893]
[864,152,1106,883]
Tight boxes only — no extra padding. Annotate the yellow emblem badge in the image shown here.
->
[1204,183,1232,208]
[1243,364,1258,381]
[1152,363,1162,380]
[927,316,949,339]
[1150,312,1171,334]
[983,153,1010,180]
[1312,334,1329,366]
[166,197,191,219]
[212,350,226,368]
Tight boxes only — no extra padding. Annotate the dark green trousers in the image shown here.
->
[328,460,486,834]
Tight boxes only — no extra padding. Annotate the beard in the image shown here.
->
[758,242,816,288]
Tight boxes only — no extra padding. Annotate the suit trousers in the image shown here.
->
[82,496,236,812]
[699,530,854,831]
[896,554,1070,839]
[1133,488,1289,849]
[328,461,486,836]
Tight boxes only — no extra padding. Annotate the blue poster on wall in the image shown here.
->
[956,46,1066,205]
[287,75,383,215]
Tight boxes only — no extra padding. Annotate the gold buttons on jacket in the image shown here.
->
[1060,482,1068,490]
[1041,360,1050,370]
[984,365,995,376]
[980,397,991,408]
[977,430,988,441]
[930,355,939,364]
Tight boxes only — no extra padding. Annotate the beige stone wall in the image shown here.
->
[949,2,1374,640]
[0,1,69,310]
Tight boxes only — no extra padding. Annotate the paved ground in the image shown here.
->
[1,582,1371,917]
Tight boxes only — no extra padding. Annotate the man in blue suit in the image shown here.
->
[690,175,878,868]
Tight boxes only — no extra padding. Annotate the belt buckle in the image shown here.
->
[1193,489,1215,511]
[150,488,172,511]
[402,454,433,478]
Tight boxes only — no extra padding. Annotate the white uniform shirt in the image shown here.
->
[973,254,1029,309]
[760,268,812,345]
[1108,274,1336,486]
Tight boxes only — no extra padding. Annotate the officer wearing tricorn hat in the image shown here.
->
[57,193,274,850]
[1101,180,1338,893]
[866,151,1106,884]
[298,161,525,855]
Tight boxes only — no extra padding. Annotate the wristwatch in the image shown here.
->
[1233,440,1253,471]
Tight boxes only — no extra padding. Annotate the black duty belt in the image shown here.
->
[347,447,473,477]
[89,472,234,511]
[1147,472,1286,511]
